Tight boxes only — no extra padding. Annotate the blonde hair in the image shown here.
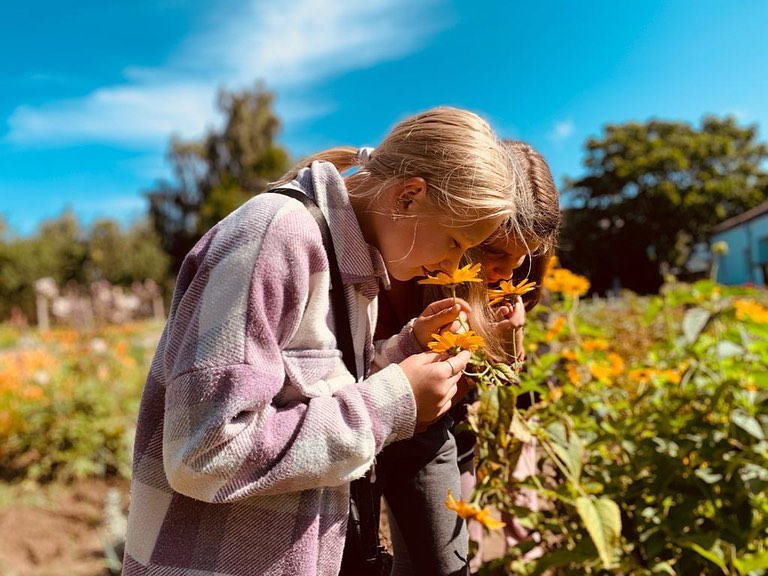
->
[272,107,522,228]
[443,140,561,362]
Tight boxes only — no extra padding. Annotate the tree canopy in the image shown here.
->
[560,116,768,294]
[0,212,169,320]
[147,84,290,272]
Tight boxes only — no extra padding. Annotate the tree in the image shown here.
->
[0,213,171,320]
[560,116,768,294]
[147,84,290,272]
[87,219,170,285]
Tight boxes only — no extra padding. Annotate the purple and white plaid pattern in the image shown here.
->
[123,162,417,576]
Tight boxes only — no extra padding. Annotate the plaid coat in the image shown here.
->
[122,162,418,576]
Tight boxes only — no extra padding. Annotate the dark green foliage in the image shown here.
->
[561,116,768,294]
[0,213,170,320]
[146,84,290,272]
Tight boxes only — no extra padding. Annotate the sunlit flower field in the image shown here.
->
[0,321,163,482]
[1,268,767,575]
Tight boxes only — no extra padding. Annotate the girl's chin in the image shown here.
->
[388,268,421,282]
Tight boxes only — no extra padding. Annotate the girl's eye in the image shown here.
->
[452,239,461,249]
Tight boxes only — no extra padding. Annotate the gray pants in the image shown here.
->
[377,416,469,576]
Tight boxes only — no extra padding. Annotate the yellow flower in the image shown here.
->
[548,387,564,402]
[428,330,485,354]
[659,369,682,384]
[589,363,612,382]
[628,368,656,383]
[444,491,506,530]
[445,490,480,520]
[475,507,507,530]
[418,263,483,287]
[567,363,580,386]
[544,316,566,342]
[543,268,590,297]
[734,298,768,323]
[608,352,625,376]
[488,278,537,306]
[583,338,609,352]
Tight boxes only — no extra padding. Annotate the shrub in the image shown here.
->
[469,279,768,575]
[0,321,161,482]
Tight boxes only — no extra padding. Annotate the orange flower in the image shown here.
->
[444,491,507,530]
[418,263,483,287]
[475,507,507,530]
[445,490,480,520]
[608,352,625,376]
[567,363,580,386]
[659,369,682,384]
[428,330,485,354]
[487,278,537,306]
[583,338,609,352]
[544,316,566,342]
[734,299,768,323]
[589,363,612,382]
[628,368,656,383]
[543,268,590,297]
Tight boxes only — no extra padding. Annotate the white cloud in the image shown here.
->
[6,0,447,147]
[8,82,215,145]
[549,118,575,143]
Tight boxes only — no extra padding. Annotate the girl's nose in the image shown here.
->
[440,254,462,274]
[489,254,527,282]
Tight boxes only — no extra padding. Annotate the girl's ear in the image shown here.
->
[394,177,428,213]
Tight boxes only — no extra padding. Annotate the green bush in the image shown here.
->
[0,321,161,483]
[470,279,768,575]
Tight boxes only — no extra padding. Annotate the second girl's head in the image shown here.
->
[481,140,561,289]
[276,107,524,281]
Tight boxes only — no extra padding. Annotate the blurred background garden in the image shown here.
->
[1,1,767,574]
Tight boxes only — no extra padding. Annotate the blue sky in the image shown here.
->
[2,0,767,236]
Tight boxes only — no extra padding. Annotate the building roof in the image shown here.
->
[711,199,768,234]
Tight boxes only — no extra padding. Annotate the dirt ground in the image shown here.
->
[0,479,127,576]
[0,480,504,576]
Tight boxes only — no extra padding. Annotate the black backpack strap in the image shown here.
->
[267,188,388,573]
[267,188,358,380]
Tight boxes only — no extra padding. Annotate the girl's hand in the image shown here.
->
[399,350,472,426]
[494,296,526,363]
[412,297,471,349]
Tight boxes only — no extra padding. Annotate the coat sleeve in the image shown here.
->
[372,320,424,371]
[161,197,416,503]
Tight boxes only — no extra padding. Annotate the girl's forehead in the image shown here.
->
[442,214,505,247]
[485,234,540,254]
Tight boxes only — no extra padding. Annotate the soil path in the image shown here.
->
[0,479,504,575]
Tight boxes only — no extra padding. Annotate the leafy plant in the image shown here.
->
[0,321,162,483]
[470,277,768,575]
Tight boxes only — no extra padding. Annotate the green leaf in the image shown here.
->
[734,550,768,574]
[716,340,744,359]
[527,538,599,576]
[547,421,584,481]
[731,410,766,440]
[685,540,728,572]
[480,386,501,428]
[651,560,677,575]
[682,307,711,345]
[509,410,532,443]
[694,468,723,484]
[575,496,622,569]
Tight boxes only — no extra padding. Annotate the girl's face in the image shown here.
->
[368,178,503,282]
[481,235,539,283]
[381,215,502,281]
